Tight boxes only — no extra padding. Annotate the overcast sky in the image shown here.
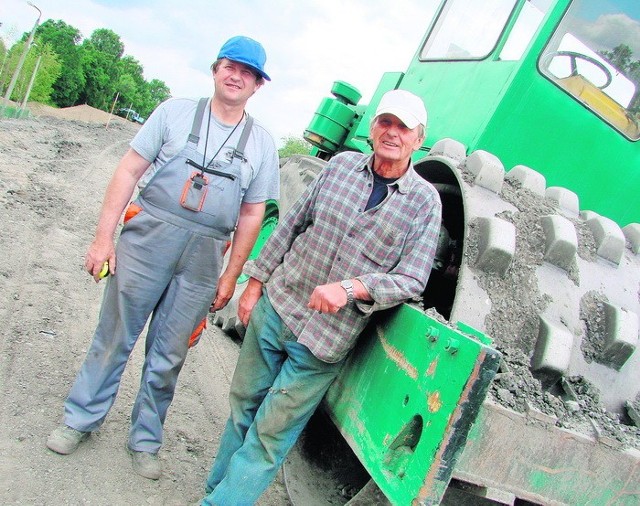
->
[2,0,440,146]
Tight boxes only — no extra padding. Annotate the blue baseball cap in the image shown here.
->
[217,36,271,81]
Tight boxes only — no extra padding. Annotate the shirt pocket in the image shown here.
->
[360,226,404,269]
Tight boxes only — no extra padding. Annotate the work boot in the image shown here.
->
[128,449,162,480]
[46,424,90,455]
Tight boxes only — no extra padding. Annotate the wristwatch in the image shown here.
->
[340,279,354,304]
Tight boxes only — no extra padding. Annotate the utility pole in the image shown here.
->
[106,91,120,129]
[2,2,41,110]
[19,52,42,111]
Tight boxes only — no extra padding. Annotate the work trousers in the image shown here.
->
[203,293,345,505]
[63,211,225,453]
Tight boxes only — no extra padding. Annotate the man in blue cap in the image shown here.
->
[46,35,279,481]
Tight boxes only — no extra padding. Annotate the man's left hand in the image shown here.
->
[307,282,347,314]
[210,272,237,312]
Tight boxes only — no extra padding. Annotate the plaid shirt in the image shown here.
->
[244,152,442,363]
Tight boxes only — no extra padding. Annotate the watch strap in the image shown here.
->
[340,279,354,304]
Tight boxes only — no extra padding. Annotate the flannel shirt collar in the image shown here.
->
[357,154,419,195]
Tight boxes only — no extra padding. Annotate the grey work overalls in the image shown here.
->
[64,98,253,453]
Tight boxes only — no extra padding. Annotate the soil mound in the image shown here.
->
[27,102,131,125]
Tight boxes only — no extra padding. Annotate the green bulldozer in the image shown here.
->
[213,0,640,503]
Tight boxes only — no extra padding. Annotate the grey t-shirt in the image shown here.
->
[130,97,280,203]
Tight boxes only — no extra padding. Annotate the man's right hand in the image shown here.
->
[85,237,116,283]
[238,277,263,326]
[84,148,150,283]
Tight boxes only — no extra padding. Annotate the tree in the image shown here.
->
[0,41,24,99]
[601,44,633,71]
[143,79,171,116]
[7,40,61,104]
[116,55,146,113]
[35,20,85,106]
[0,38,7,84]
[79,46,113,109]
[79,29,124,110]
[6,18,171,114]
[116,73,138,107]
[278,136,312,158]
[27,42,62,104]
[600,43,640,113]
[87,28,124,59]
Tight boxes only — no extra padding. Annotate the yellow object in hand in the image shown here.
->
[98,262,110,279]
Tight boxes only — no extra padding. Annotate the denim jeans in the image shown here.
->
[202,293,345,505]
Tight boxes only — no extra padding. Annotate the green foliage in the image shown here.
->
[278,136,311,158]
[1,39,62,104]
[2,18,171,116]
[28,43,62,104]
[0,38,6,64]
[35,20,85,106]
[145,79,171,112]
[87,28,124,59]
[79,30,123,110]
[600,43,640,113]
[117,55,146,114]
[0,42,23,100]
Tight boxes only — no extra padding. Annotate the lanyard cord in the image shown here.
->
[201,104,244,173]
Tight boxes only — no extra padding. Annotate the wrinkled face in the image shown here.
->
[213,58,263,106]
[370,114,424,165]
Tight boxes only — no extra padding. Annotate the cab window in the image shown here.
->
[499,0,552,60]
[540,0,640,139]
[420,0,517,60]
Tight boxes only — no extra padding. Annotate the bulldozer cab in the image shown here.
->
[420,0,639,136]
[404,0,639,226]
[316,0,640,226]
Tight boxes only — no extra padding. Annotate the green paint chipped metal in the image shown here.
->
[325,304,500,505]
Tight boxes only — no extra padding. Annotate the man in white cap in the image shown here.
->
[200,89,441,505]
[46,35,279,481]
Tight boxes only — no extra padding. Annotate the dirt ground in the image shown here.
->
[0,105,291,505]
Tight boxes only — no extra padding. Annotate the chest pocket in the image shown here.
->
[361,225,404,269]
[219,146,254,197]
[196,158,243,225]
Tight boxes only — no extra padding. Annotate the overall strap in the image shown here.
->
[233,115,254,161]
[187,97,209,145]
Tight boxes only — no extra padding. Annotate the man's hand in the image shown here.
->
[85,148,151,284]
[307,282,348,314]
[85,237,116,283]
[238,277,263,326]
[210,272,238,312]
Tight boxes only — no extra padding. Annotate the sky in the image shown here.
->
[2,0,440,147]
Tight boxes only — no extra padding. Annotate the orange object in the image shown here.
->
[124,202,143,224]
[188,318,207,348]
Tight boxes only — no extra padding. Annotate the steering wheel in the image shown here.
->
[542,50,613,89]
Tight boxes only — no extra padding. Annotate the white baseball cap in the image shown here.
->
[374,89,427,129]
